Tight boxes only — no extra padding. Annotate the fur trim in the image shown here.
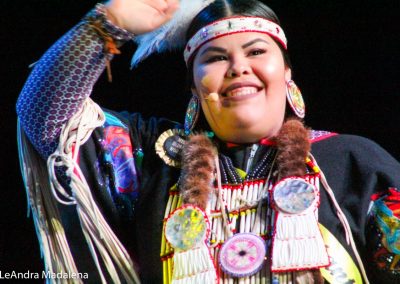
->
[180,134,217,210]
[276,118,310,178]
[277,120,323,283]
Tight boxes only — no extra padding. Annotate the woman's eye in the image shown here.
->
[249,49,266,56]
[205,55,227,63]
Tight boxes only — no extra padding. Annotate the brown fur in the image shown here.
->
[276,118,310,178]
[180,134,217,210]
[277,119,324,283]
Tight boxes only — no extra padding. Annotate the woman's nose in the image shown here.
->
[226,59,251,78]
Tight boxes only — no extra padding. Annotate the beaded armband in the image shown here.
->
[85,3,135,43]
[84,3,135,81]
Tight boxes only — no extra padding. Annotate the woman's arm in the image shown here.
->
[16,0,179,159]
[16,4,132,158]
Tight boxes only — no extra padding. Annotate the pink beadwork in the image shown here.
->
[219,233,266,277]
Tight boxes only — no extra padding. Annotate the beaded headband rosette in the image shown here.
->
[184,16,287,64]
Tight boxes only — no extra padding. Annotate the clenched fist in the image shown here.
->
[105,0,180,35]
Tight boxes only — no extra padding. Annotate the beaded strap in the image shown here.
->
[85,3,135,42]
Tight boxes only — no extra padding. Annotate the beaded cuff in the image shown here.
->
[85,3,135,42]
[84,3,135,81]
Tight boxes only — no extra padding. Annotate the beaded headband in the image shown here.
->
[184,16,287,64]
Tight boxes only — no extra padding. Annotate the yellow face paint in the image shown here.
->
[200,75,219,102]
[201,75,212,89]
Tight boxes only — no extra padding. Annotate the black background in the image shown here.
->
[1,0,400,277]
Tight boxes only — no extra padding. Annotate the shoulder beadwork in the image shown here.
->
[309,130,338,143]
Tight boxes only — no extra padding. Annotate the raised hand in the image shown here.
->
[105,0,180,35]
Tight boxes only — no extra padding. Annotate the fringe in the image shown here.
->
[272,214,329,270]
[18,98,140,283]
[172,244,217,283]
[271,177,329,272]
[18,120,81,283]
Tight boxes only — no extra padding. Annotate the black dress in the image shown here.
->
[59,110,400,283]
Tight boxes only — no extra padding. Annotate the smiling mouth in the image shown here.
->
[220,86,264,103]
[224,86,259,97]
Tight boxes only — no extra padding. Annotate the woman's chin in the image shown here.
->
[215,127,276,144]
[206,110,284,143]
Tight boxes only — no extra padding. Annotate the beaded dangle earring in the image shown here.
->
[184,95,200,135]
[286,80,305,118]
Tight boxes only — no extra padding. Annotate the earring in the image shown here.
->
[286,80,305,118]
[184,95,200,135]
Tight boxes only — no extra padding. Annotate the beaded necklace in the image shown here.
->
[159,123,370,283]
[161,119,332,283]
[162,144,285,283]
[218,146,276,184]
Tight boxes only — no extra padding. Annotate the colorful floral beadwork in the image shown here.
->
[165,206,208,251]
[219,233,266,277]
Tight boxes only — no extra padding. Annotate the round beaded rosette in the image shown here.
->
[219,233,266,277]
[273,177,317,214]
[165,206,208,251]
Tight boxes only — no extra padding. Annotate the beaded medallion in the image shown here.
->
[165,206,207,251]
[273,177,316,214]
[155,129,186,167]
[219,233,266,277]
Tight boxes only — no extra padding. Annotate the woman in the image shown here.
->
[16,0,400,283]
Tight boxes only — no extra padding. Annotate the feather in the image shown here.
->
[131,0,215,67]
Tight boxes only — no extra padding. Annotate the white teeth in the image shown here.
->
[226,87,258,97]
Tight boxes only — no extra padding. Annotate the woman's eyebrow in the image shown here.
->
[200,46,227,56]
[242,38,269,49]
[199,38,269,56]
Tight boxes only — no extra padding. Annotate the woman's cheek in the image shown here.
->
[261,63,281,79]
[201,74,212,89]
[256,56,286,81]
[194,69,211,96]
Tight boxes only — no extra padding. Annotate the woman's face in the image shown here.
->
[192,32,291,143]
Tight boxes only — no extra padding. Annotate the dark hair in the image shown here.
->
[185,0,291,73]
